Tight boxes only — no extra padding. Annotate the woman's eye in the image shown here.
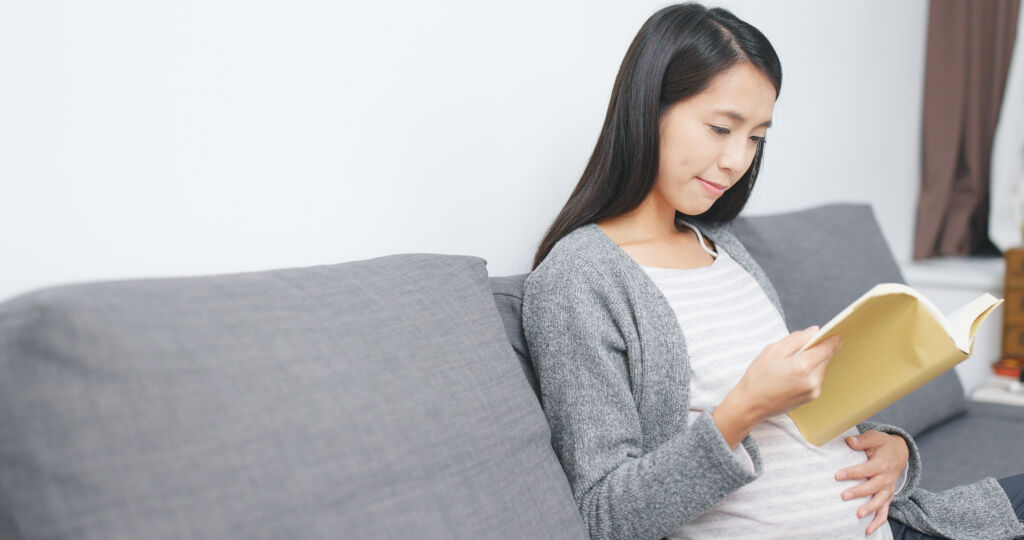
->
[710,125,766,144]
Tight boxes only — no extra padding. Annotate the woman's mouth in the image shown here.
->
[697,177,725,196]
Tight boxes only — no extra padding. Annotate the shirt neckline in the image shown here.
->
[587,221,723,272]
[639,248,729,273]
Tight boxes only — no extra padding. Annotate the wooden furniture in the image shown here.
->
[999,248,1024,378]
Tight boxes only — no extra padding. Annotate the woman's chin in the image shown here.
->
[679,201,716,216]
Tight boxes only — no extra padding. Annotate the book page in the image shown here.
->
[945,293,1003,353]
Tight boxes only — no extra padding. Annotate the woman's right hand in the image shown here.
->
[734,326,842,423]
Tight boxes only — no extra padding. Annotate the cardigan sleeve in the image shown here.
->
[522,259,764,540]
[855,420,921,502]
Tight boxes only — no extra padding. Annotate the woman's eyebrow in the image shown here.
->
[713,109,772,128]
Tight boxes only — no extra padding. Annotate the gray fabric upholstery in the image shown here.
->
[727,203,906,332]
[729,203,968,438]
[913,401,1024,491]
[0,254,588,540]
[1,201,1018,539]
[490,275,536,398]
[964,399,1024,423]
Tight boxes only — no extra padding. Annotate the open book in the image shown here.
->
[786,283,1003,447]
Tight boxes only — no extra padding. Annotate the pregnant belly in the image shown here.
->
[669,412,891,539]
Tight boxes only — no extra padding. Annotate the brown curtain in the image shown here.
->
[914,0,1020,260]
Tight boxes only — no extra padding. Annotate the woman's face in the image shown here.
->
[653,62,776,216]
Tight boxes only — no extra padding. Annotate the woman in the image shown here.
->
[521,3,1024,539]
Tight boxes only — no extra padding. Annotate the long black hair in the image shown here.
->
[531,2,782,271]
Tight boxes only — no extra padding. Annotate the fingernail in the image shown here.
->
[849,436,859,445]
[842,491,851,500]
[857,509,865,518]
[836,471,847,480]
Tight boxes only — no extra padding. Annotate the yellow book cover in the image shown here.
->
[787,283,1003,447]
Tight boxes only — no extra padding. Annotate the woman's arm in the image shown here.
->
[523,260,764,540]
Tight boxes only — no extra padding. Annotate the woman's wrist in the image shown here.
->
[712,390,763,450]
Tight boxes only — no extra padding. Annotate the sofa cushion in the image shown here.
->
[490,274,535,397]
[729,203,968,438]
[0,254,589,540]
[913,401,1024,491]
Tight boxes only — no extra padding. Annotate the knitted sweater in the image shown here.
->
[521,220,1024,540]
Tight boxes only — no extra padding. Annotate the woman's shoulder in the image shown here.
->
[549,222,611,258]
[525,223,624,297]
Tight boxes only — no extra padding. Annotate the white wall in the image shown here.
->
[1,0,1002,390]
[0,0,926,297]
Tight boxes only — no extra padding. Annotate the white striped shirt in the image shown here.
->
[645,222,899,539]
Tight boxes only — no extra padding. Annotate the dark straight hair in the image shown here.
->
[530,2,782,271]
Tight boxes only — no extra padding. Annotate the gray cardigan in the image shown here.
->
[521,220,1024,540]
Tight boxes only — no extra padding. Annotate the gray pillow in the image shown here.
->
[0,254,588,540]
[490,274,534,398]
[730,203,967,437]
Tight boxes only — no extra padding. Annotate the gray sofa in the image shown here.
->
[0,202,1020,539]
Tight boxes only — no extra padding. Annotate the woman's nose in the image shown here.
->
[718,137,749,175]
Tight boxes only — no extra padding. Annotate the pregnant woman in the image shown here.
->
[521,3,1024,539]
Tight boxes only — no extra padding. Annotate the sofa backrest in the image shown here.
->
[0,254,589,540]
[491,203,967,439]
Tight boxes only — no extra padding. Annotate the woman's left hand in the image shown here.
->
[834,429,909,536]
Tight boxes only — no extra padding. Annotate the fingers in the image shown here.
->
[789,331,840,375]
[777,325,820,356]
[835,455,887,481]
[846,430,888,450]
[799,337,839,395]
[865,501,891,535]
[857,488,892,520]
[840,475,886,501]
[808,340,839,380]
[808,334,842,365]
